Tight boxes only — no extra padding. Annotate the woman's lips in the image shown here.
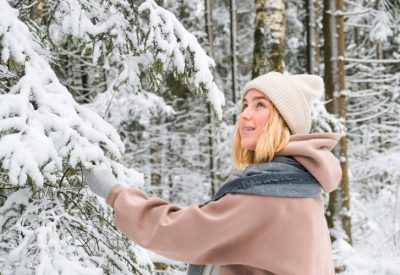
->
[241,127,255,132]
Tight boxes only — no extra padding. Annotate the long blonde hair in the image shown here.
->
[232,103,291,169]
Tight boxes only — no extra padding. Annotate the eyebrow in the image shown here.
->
[242,96,270,103]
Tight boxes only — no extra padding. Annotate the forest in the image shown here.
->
[0,0,399,274]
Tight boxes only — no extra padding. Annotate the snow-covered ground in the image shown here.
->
[327,145,400,275]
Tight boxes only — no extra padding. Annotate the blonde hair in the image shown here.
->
[232,104,291,169]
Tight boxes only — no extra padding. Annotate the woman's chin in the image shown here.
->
[241,141,256,151]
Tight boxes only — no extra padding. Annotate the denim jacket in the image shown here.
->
[186,156,322,275]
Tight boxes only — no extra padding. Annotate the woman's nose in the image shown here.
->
[241,108,252,120]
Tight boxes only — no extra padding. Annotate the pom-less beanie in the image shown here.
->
[241,72,324,134]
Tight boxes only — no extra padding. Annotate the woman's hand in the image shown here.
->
[83,167,118,199]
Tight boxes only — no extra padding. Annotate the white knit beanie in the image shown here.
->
[241,72,324,134]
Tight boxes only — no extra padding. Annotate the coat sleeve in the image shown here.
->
[106,185,287,265]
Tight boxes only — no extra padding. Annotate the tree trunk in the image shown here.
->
[230,0,238,124]
[150,123,162,198]
[306,0,315,73]
[267,0,285,72]
[314,0,321,74]
[323,0,338,234]
[374,0,383,152]
[252,0,286,77]
[252,0,268,77]
[336,0,352,245]
[205,0,217,197]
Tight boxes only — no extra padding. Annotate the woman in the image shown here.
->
[84,71,342,275]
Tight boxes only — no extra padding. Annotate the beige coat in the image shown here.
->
[106,133,342,275]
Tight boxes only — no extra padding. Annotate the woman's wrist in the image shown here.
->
[106,184,126,207]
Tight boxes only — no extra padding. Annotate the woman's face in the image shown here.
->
[239,89,272,151]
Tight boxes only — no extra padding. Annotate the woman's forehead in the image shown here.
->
[243,89,270,101]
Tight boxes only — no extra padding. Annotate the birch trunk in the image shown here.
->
[252,0,268,77]
[336,0,353,245]
[252,0,286,77]
[266,0,285,72]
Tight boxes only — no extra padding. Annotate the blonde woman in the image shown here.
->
[84,72,342,275]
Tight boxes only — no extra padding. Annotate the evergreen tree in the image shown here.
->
[0,0,223,273]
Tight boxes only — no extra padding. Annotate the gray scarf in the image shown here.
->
[187,156,322,275]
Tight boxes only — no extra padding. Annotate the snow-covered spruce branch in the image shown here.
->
[46,0,224,118]
[346,96,391,117]
[138,0,224,118]
[311,101,346,134]
[0,187,152,274]
[344,57,400,64]
[346,107,392,123]
[0,0,142,187]
[90,90,176,128]
[334,9,372,17]
[0,2,153,273]
[346,76,399,83]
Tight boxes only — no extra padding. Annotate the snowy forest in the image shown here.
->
[0,0,399,274]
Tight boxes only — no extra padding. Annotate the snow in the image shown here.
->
[0,0,142,187]
[369,10,393,43]
[333,169,400,275]
[139,0,225,119]
[0,187,153,274]
[344,57,400,64]
[48,0,224,119]
[90,88,175,128]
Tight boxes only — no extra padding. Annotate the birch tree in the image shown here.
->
[252,0,286,76]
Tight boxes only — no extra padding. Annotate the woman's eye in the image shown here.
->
[241,104,248,111]
[256,102,265,108]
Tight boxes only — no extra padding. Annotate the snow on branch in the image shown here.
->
[49,0,224,119]
[91,89,176,128]
[0,1,226,270]
[344,57,400,64]
[0,0,142,188]
[138,0,225,119]
[0,187,153,274]
[369,10,393,43]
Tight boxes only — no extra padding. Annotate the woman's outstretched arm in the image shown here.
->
[107,185,286,265]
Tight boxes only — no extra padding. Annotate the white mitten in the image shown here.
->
[83,167,117,199]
